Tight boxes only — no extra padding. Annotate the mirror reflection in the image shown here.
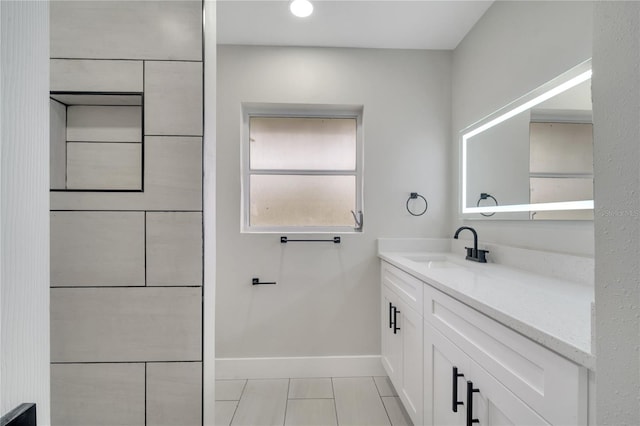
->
[462,60,593,220]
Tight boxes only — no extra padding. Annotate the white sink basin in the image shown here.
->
[401,254,462,269]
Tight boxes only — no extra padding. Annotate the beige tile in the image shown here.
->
[231,379,288,426]
[216,401,238,426]
[50,211,144,286]
[51,59,143,92]
[142,136,202,207]
[381,397,413,426]
[50,136,203,211]
[216,380,247,401]
[333,377,391,426]
[145,61,203,136]
[288,378,334,399]
[51,287,202,362]
[147,362,202,426]
[51,1,201,60]
[51,363,145,426]
[146,212,202,286]
[374,376,398,397]
[66,143,142,190]
[67,105,142,142]
[285,399,338,426]
[50,99,66,190]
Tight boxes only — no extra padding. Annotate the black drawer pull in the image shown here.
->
[466,381,480,426]
[452,366,464,412]
[389,302,394,329]
[393,306,401,334]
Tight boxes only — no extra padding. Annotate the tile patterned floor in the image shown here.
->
[215,376,413,426]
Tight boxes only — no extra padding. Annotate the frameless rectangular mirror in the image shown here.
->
[461,59,593,220]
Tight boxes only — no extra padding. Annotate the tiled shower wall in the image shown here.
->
[49,2,204,425]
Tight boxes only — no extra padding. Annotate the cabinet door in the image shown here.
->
[468,359,550,426]
[424,321,467,426]
[382,286,402,385]
[426,322,549,426]
[399,302,423,426]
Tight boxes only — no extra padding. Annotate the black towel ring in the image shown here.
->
[406,192,428,216]
[477,192,498,217]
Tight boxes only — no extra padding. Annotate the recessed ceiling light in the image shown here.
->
[290,0,313,18]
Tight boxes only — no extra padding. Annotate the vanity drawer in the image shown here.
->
[423,284,587,426]
[381,261,423,314]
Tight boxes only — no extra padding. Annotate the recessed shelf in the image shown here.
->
[50,91,144,192]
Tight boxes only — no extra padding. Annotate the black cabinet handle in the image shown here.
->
[393,306,401,334]
[466,381,480,426]
[389,302,394,329]
[452,367,464,412]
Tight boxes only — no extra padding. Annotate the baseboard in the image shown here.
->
[216,355,385,379]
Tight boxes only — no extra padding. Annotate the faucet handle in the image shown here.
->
[464,247,489,263]
[477,249,489,263]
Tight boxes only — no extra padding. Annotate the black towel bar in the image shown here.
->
[280,236,341,244]
[252,278,276,285]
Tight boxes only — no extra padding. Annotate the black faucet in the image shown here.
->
[453,226,489,263]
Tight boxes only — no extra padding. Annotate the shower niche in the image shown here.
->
[50,91,143,192]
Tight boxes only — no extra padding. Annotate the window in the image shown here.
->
[242,104,363,233]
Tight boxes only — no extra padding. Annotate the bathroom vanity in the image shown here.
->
[378,240,594,426]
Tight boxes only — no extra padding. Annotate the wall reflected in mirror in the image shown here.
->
[462,60,593,220]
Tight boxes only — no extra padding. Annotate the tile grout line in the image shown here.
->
[373,376,394,426]
[379,393,394,426]
[373,376,395,426]
[51,360,202,365]
[51,57,202,63]
[331,377,340,426]
[283,378,291,426]
[227,400,240,426]
[287,397,336,400]
[228,379,248,426]
[144,362,147,426]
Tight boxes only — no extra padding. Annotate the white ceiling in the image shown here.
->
[217,0,494,50]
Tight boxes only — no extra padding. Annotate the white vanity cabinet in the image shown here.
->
[423,284,587,426]
[380,259,589,426]
[381,262,424,426]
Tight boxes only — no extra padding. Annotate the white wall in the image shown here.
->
[592,2,640,423]
[217,46,451,360]
[452,1,595,255]
[0,1,51,423]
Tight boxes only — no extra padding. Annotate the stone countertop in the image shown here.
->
[378,250,595,370]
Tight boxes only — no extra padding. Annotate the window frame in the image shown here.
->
[241,103,364,234]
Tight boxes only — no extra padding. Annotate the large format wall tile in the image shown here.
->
[50,211,145,286]
[50,99,66,189]
[50,136,203,211]
[66,143,142,190]
[146,362,202,426]
[51,363,145,426]
[50,1,202,60]
[67,105,142,142]
[51,287,202,362]
[145,61,203,136]
[146,212,202,286]
[51,59,143,92]
[134,136,203,207]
